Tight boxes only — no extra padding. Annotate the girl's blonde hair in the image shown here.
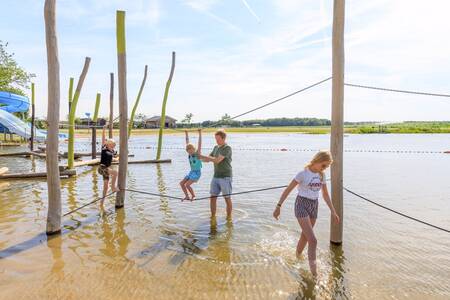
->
[106,139,116,147]
[186,143,196,152]
[305,150,333,180]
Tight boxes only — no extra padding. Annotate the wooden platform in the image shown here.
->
[0,169,76,180]
[0,143,22,147]
[60,158,171,169]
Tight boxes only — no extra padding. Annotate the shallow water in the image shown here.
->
[1,133,449,299]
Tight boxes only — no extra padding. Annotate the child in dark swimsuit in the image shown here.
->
[179,129,202,201]
[98,125,119,204]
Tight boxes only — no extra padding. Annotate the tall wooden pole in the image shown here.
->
[68,77,74,117]
[67,57,91,169]
[115,10,128,208]
[44,0,61,235]
[109,72,114,139]
[330,0,345,245]
[30,82,35,151]
[156,52,176,160]
[128,65,148,137]
[91,93,101,159]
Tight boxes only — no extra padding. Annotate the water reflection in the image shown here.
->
[98,209,130,259]
[46,235,65,279]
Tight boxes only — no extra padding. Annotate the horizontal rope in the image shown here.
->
[125,145,446,154]
[344,187,450,233]
[125,185,288,201]
[345,82,450,98]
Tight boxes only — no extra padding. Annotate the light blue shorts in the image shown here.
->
[210,177,232,197]
[185,170,201,181]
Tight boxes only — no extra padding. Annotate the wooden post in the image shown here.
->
[68,77,74,117]
[91,93,101,159]
[67,57,91,169]
[30,82,35,151]
[128,65,148,137]
[156,52,176,160]
[115,10,128,208]
[109,72,114,139]
[44,0,62,235]
[330,0,345,245]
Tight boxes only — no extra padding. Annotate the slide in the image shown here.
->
[0,91,49,142]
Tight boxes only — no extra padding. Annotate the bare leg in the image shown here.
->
[109,168,119,192]
[297,217,317,258]
[224,197,232,219]
[297,217,318,277]
[179,178,189,200]
[185,180,196,200]
[210,196,218,217]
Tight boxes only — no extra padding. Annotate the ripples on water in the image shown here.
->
[1,133,449,299]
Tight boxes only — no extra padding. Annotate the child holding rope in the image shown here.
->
[98,125,119,203]
[179,129,202,201]
[273,150,340,277]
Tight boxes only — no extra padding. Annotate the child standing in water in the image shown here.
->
[273,150,340,277]
[180,129,202,201]
[98,125,119,204]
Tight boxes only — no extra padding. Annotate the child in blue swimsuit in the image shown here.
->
[180,129,202,201]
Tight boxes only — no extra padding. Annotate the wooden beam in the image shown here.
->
[330,0,345,245]
[68,77,74,117]
[128,65,148,137]
[44,0,62,235]
[116,10,128,208]
[68,57,91,169]
[92,93,101,159]
[156,52,176,160]
[0,169,76,180]
[109,72,114,139]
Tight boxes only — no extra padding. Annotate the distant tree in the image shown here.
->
[0,41,35,96]
[134,113,147,128]
[181,113,194,127]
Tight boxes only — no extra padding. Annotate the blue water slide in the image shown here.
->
[0,91,48,141]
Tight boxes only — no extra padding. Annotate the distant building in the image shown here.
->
[144,116,177,128]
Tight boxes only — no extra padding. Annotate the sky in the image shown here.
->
[1,0,449,122]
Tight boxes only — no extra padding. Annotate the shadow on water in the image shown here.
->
[293,244,350,300]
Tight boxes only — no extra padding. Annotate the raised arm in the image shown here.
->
[185,130,189,145]
[273,179,298,220]
[102,125,106,146]
[197,129,202,155]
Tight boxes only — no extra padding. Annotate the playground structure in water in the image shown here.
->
[0,91,47,142]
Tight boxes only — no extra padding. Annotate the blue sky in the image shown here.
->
[1,0,449,122]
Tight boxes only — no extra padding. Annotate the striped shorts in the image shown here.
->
[295,195,319,219]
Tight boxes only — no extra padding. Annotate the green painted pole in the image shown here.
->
[91,93,101,159]
[30,82,35,151]
[115,10,128,208]
[68,57,91,169]
[156,51,176,160]
[68,77,74,117]
[128,65,148,137]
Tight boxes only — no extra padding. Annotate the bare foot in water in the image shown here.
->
[112,187,120,193]
[182,196,190,202]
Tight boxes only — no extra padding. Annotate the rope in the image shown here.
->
[125,185,288,201]
[63,191,116,217]
[345,82,450,98]
[132,145,446,154]
[344,187,450,233]
[125,184,450,234]
[164,77,331,132]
